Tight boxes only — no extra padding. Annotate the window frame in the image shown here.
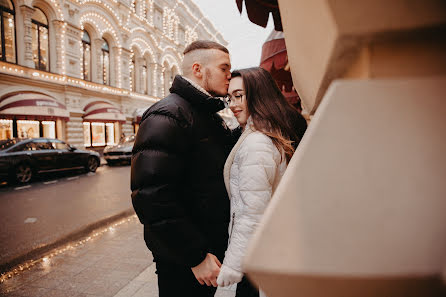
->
[0,0,17,64]
[31,8,50,72]
[101,39,110,85]
[82,30,92,81]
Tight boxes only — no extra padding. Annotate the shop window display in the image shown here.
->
[42,121,55,138]
[0,119,13,140]
[17,120,39,138]
[106,123,115,145]
[91,122,105,146]
[83,122,116,147]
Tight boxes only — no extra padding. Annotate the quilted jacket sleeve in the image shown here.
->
[130,109,208,267]
[223,133,281,272]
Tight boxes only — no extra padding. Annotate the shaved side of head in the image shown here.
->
[181,49,214,76]
[181,40,229,77]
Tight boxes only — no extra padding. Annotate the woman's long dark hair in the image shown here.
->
[232,67,307,163]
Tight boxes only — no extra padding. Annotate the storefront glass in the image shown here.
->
[42,121,55,138]
[83,122,116,147]
[17,120,39,138]
[106,123,115,145]
[91,122,105,146]
[0,119,13,140]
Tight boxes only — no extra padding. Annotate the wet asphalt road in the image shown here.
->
[0,164,133,267]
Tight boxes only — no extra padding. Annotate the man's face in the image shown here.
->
[202,50,231,97]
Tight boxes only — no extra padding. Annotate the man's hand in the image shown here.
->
[216,264,243,287]
[191,253,221,287]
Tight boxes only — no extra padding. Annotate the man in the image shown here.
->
[130,40,239,297]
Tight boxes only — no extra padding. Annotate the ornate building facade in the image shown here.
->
[0,0,227,148]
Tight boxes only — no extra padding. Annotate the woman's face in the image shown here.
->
[228,77,249,128]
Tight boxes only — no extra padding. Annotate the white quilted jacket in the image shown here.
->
[222,119,287,273]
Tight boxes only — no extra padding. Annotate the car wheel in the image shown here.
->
[86,157,99,172]
[15,163,32,184]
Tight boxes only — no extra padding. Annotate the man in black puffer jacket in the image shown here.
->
[131,41,239,297]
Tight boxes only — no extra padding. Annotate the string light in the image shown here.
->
[80,0,123,26]
[0,0,225,105]
[0,215,139,285]
[185,25,198,45]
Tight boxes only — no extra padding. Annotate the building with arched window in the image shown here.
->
[0,0,227,149]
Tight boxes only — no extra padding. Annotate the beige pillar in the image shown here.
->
[56,119,65,140]
[52,20,65,75]
[121,48,132,90]
[114,121,121,144]
[20,5,35,69]
[244,1,446,296]
[94,39,104,84]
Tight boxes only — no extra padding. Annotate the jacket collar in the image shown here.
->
[169,75,226,113]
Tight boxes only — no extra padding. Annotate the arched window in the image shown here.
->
[32,8,49,71]
[130,54,136,92]
[0,0,16,63]
[81,30,91,81]
[101,39,110,85]
[142,60,148,94]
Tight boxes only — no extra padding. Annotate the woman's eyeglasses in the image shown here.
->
[224,92,245,105]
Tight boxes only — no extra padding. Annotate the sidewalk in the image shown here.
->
[0,215,235,297]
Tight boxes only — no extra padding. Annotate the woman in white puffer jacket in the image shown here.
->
[216,68,307,297]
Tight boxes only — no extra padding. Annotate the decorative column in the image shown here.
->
[64,24,82,78]
[52,20,65,75]
[155,63,163,97]
[137,57,147,94]
[20,5,35,68]
[148,62,156,96]
[94,38,104,84]
[120,48,132,91]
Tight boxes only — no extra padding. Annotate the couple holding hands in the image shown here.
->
[131,40,306,297]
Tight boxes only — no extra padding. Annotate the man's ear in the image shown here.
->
[192,63,202,79]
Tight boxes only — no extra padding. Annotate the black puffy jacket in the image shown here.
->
[131,75,240,267]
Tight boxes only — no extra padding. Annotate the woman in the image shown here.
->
[216,67,307,296]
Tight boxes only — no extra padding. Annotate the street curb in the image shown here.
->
[0,208,136,274]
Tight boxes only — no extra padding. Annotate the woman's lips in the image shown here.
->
[233,110,241,117]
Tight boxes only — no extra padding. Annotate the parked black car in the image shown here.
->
[103,135,134,165]
[0,138,101,184]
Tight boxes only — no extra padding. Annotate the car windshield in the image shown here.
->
[119,135,135,144]
[0,139,23,151]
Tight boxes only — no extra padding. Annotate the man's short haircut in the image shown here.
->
[183,40,229,55]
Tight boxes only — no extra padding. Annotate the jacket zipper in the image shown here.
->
[228,212,235,244]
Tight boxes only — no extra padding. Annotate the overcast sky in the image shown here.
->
[191,0,274,70]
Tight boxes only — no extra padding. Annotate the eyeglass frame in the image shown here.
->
[224,91,245,105]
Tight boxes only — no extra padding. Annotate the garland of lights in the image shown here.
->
[0,0,225,102]
[81,0,123,26]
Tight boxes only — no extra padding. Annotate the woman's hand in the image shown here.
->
[217,264,243,287]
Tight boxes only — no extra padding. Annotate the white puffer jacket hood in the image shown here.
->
[222,118,287,273]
